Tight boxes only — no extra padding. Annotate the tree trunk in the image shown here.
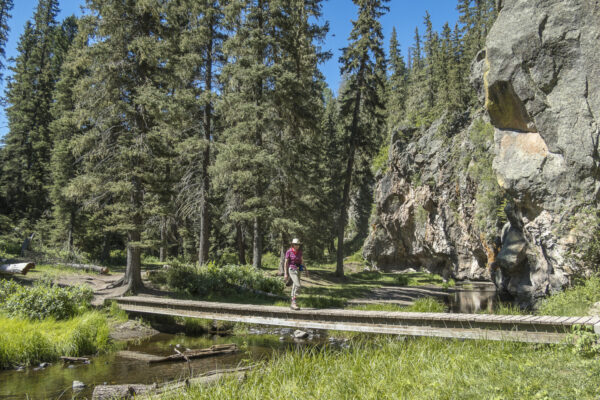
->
[236,222,246,265]
[123,180,144,293]
[252,217,262,269]
[159,217,167,263]
[100,234,110,264]
[336,145,355,277]
[20,233,34,257]
[336,57,367,278]
[278,234,287,275]
[198,22,215,266]
[67,209,75,254]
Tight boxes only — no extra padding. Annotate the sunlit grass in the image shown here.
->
[537,275,600,316]
[0,311,112,369]
[155,337,600,400]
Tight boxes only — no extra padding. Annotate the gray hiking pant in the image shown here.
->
[290,269,301,300]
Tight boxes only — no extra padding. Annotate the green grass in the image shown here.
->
[0,311,112,369]
[348,297,447,313]
[156,337,600,400]
[537,275,600,316]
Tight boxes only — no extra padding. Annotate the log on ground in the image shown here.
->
[0,262,35,275]
[92,366,253,400]
[148,343,238,364]
[61,263,109,274]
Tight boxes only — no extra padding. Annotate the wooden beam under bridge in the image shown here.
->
[114,296,600,344]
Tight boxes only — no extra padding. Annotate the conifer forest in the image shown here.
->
[0,0,500,293]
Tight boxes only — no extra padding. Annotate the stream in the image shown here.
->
[0,284,503,399]
[0,330,327,399]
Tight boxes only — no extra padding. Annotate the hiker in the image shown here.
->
[284,238,309,310]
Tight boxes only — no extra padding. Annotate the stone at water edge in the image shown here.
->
[294,330,309,339]
[72,381,85,390]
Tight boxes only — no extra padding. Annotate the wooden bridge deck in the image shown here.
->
[115,296,600,344]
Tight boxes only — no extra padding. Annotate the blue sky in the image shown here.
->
[0,0,459,138]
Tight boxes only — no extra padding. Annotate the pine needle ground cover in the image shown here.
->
[156,338,600,400]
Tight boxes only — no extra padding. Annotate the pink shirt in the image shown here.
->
[285,248,303,270]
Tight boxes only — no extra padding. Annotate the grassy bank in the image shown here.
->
[0,277,120,369]
[156,337,600,400]
[0,311,112,369]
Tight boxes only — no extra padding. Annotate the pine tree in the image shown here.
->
[423,11,439,110]
[386,27,407,133]
[166,0,226,265]
[335,0,388,277]
[1,0,64,224]
[0,0,14,82]
[72,0,172,293]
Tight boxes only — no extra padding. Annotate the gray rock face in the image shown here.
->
[366,0,599,307]
[363,115,496,282]
[483,0,600,305]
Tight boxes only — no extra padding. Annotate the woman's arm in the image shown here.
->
[284,258,289,278]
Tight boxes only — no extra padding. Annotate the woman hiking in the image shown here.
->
[284,238,309,310]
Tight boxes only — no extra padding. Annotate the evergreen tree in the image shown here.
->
[386,27,407,133]
[166,0,226,265]
[217,0,327,268]
[1,0,65,224]
[0,0,13,82]
[335,0,388,277]
[423,11,438,110]
[71,0,172,293]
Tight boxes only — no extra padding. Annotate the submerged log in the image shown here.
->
[148,343,238,364]
[61,263,109,275]
[60,356,90,363]
[91,366,253,400]
[0,262,35,275]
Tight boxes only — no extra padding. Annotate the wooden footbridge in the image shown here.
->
[115,296,600,344]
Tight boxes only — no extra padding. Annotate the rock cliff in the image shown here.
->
[365,0,600,306]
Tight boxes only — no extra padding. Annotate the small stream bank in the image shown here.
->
[0,329,330,399]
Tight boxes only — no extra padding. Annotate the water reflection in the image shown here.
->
[445,283,499,313]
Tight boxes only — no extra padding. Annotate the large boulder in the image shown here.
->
[482,0,600,305]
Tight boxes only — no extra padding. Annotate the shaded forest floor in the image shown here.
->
[5,259,473,311]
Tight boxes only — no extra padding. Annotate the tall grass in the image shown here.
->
[157,337,600,400]
[537,275,600,316]
[348,297,447,313]
[0,311,112,368]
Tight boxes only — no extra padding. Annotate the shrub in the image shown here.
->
[567,325,600,358]
[0,279,93,320]
[396,274,410,286]
[162,262,285,297]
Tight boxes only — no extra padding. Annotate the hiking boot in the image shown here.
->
[290,302,300,310]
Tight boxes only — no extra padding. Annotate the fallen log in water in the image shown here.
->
[61,263,109,275]
[91,366,254,400]
[60,356,90,363]
[0,261,35,275]
[148,343,239,364]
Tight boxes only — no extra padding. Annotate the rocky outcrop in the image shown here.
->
[366,0,600,307]
[481,0,600,305]
[363,114,500,282]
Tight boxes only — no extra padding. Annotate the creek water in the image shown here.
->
[0,284,502,399]
[445,282,501,313]
[0,330,325,400]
